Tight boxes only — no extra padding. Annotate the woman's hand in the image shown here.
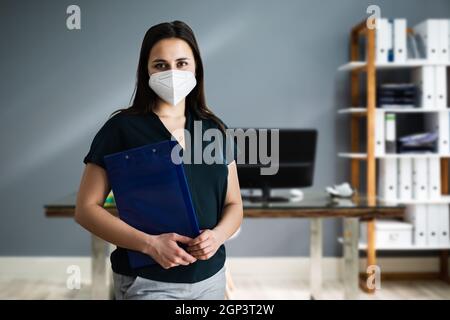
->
[186,229,226,260]
[144,233,197,269]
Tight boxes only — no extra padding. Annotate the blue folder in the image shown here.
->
[103,140,200,269]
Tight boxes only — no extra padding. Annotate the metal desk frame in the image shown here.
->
[45,192,404,300]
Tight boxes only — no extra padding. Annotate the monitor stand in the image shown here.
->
[242,185,290,203]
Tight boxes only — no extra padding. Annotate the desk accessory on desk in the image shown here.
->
[326,182,355,198]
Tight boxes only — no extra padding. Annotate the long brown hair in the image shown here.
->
[111,20,225,133]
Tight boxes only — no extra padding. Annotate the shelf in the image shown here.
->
[338,237,450,251]
[358,244,450,251]
[378,195,450,205]
[338,59,450,71]
[337,61,366,71]
[338,152,448,159]
[337,108,368,114]
[338,107,450,114]
[377,153,444,159]
[337,152,367,159]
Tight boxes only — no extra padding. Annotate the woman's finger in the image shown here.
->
[188,231,210,246]
[188,243,213,255]
[187,239,212,251]
[177,248,197,264]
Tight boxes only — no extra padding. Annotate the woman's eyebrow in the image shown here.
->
[151,57,190,63]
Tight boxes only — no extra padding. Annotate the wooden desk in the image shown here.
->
[45,191,405,299]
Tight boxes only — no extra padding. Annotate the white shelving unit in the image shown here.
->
[337,18,450,285]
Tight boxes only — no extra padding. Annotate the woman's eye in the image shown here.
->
[155,63,166,69]
[177,61,188,68]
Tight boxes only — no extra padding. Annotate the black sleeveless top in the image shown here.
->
[83,106,235,283]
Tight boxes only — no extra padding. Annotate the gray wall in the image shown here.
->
[1,0,449,257]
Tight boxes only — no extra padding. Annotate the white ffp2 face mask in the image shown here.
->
[149,69,197,106]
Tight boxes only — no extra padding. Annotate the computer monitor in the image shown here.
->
[230,128,317,203]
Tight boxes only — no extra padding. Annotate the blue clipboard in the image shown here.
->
[103,140,200,269]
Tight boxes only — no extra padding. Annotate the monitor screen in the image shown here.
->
[229,128,317,194]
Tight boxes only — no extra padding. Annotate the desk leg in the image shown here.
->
[343,218,359,300]
[91,234,110,300]
[310,218,323,300]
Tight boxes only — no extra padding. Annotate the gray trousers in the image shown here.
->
[113,265,226,300]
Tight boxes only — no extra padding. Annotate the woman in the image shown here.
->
[75,20,243,300]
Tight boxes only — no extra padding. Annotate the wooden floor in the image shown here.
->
[229,276,450,300]
[1,275,449,300]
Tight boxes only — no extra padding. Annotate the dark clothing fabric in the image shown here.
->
[83,106,235,283]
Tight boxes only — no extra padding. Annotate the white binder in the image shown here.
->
[393,19,407,62]
[378,158,397,201]
[439,110,450,154]
[405,204,427,246]
[427,204,440,246]
[412,66,435,109]
[375,109,385,156]
[412,158,428,200]
[387,19,394,62]
[376,18,390,63]
[427,158,441,199]
[448,19,450,63]
[398,158,412,200]
[435,66,447,109]
[438,20,449,62]
[438,204,450,246]
[385,113,396,153]
[413,19,440,62]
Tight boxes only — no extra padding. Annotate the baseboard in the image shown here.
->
[226,256,450,281]
[0,257,94,283]
[0,256,448,282]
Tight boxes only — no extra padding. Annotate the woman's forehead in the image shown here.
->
[149,38,194,60]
